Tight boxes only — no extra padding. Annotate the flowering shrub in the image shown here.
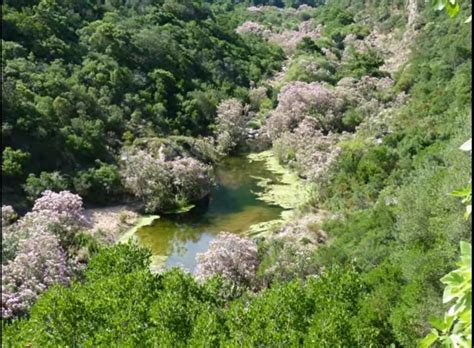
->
[170,157,214,204]
[215,99,247,154]
[236,21,270,37]
[269,21,322,54]
[248,86,269,111]
[33,190,89,228]
[273,117,341,181]
[122,149,174,212]
[195,232,259,288]
[264,82,346,140]
[121,148,214,213]
[2,231,71,319]
[2,191,88,265]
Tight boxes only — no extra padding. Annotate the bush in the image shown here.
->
[23,171,70,201]
[2,147,30,178]
[121,148,214,213]
[214,99,247,155]
[73,162,123,203]
[195,232,259,290]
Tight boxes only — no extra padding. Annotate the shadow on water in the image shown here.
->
[135,155,283,273]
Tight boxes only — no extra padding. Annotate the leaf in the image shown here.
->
[460,242,471,258]
[420,330,439,348]
[451,187,471,197]
[446,2,461,17]
[429,317,447,331]
[465,15,472,23]
[433,0,446,11]
[460,139,472,152]
[441,271,464,287]
[464,205,472,220]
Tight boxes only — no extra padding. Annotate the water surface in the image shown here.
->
[135,155,283,272]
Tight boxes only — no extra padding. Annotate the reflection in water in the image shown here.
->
[135,155,283,272]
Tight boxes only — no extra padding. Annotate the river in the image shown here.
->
[132,155,284,273]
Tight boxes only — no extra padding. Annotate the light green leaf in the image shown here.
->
[446,2,461,17]
[460,138,472,151]
[464,205,472,220]
[433,0,446,11]
[451,187,471,197]
[465,15,472,23]
[429,317,447,331]
[441,271,464,286]
[460,242,472,258]
[420,330,439,348]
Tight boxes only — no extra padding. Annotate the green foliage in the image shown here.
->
[23,171,70,201]
[433,0,461,18]
[3,255,391,347]
[451,183,472,220]
[73,161,123,203]
[2,147,30,177]
[84,243,152,282]
[310,2,472,346]
[421,242,472,348]
[339,47,385,79]
[2,0,284,206]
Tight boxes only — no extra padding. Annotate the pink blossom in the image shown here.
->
[121,148,214,213]
[195,232,259,287]
[215,98,247,154]
[263,81,346,139]
[236,21,270,37]
[2,231,71,318]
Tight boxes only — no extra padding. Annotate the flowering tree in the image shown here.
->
[195,232,259,288]
[2,191,88,265]
[248,86,269,111]
[264,82,346,140]
[121,149,174,212]
[236,21,270,37]
[273,117,341,181]
[121,147,214,213]
[215,99,247,155]
[1,190,90,318]
[2,231,71,319]
[170,156,214,204]
[269,21,322,54]
[32,190,89,228]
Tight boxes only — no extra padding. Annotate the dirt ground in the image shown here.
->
[83,205,140,244]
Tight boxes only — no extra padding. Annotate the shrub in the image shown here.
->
[84,243,151,282]
[23,171,70,202]
[73,162,123,203]
[2,231,71,319]
[214,98,247,155]
[195,232,259,290]
[272,117,341,181]
[32,190,89,230]
[2,147,30,178]
[121,148,214,213]
[264,81,346,139]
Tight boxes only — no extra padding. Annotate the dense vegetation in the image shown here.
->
[2,0,472,347]
[2,0,284,210]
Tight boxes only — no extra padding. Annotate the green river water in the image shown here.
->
[133,155,284,273]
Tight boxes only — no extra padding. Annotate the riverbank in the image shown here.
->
[83,205,140,244]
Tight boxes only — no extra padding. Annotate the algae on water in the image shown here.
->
[247,150,308,237]
[248,150,307,211]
